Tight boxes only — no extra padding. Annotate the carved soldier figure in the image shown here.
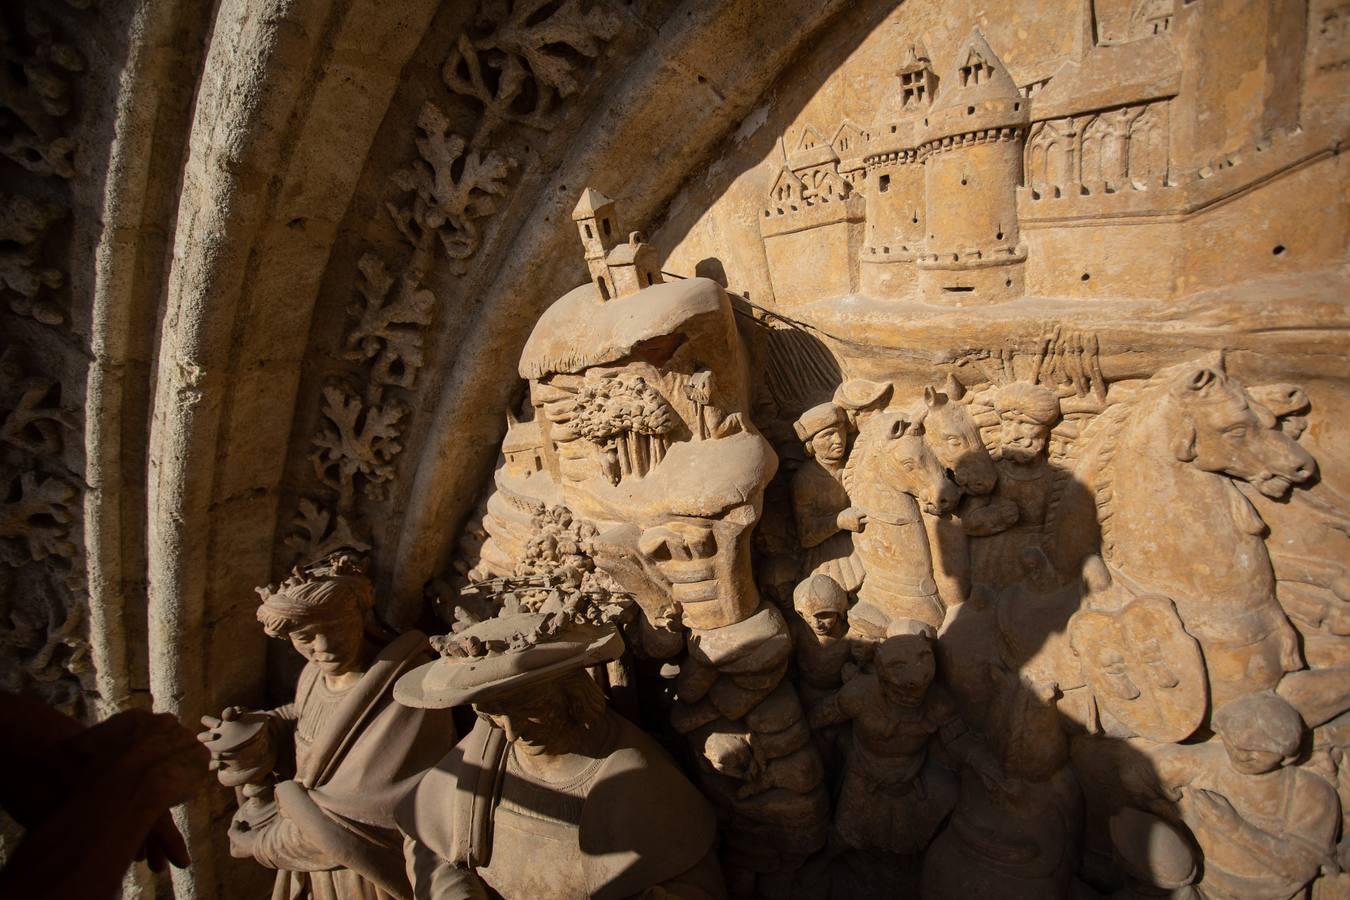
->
[197,554,457,899]
[1146,692,1340,899]
[964,381,1063,589]
[789,575,854,766]
[790,574,854,704]
[395,610,725,899]
[791,402,865,593]
[808,619,1001,857]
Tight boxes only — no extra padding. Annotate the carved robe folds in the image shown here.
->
[239,633,456,900]
[400,713,723,900]
[791,458,864,593]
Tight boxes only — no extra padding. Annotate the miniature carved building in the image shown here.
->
[573,188,663,300]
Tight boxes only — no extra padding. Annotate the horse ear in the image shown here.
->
[1172,418,1197,462]
[944,373,966,402]
[924,385,945,408]
[1180,366,1219,396]
[889,412,924,438]
[1208,349,1226,375]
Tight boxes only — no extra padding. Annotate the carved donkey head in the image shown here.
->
[920,375,997,496]
[1166,353,1315,499]
[851,410,959,516]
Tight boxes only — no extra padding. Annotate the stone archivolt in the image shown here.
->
[283,0,633,572]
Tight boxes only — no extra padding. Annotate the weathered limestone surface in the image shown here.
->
[2,0,1347,898]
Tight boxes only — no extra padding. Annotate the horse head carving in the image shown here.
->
[920,374,997,497]
[1164,353,1315,499]
[845,409,958,517]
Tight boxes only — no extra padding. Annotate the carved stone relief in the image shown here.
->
[403,4,1347,896]
[159,1,1350,898]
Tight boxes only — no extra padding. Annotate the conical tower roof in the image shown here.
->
[572,187,615,221]
[931,29,1022,112]
[922,29,1028,143]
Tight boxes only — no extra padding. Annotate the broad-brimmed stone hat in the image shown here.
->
[393,612,624,709]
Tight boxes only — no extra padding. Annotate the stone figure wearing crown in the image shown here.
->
[196,553,457,899]
[394,605,725,899]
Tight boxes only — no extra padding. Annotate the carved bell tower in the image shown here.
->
[571,188,663,301]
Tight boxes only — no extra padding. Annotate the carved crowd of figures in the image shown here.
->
[198,194,1350,900]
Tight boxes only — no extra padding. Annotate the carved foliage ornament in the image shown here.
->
[289,0,628,565]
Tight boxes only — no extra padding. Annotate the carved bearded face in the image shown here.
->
[998,412,1051,463]
[810,425,847,465]
[286,606,366,677]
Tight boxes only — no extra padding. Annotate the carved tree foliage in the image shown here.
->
[310,384,408,507]
[0,350,75,455]
[0,0,92,716]
[346,253,437,390]
[0,470,76,564]
[284,497,373,566]
[0,192,66,324]
[0,566,89,715]
[0,5,83,178]
[289,0,628,574]
[387,103,516,274]
[443,0,623,132]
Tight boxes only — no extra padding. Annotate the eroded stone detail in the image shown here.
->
[443,0,624,132]
[0,351,89,716]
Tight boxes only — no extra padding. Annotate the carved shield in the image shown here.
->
[1070,595,1207,743]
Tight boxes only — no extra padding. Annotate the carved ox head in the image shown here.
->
[920,375,997,496]
[1167,354,1315,499]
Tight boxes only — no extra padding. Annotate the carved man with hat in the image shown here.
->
[395,606,724,899]
[791,402,866,593]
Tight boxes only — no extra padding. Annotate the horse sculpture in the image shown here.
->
[918,375,998,497]
[842,409,959,630]
[1073,353,1315,709]
[914,376,998,608]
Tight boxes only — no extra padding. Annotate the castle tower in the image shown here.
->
[917,30,1029,306]
[861,43,935,299]
[572,188,620,299]
[571,188,663,301]
[760,126,866,310]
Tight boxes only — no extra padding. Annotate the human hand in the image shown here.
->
[109,711,211,810]
[837,507,868,532]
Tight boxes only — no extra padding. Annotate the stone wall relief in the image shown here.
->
[417,160,1347,895]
